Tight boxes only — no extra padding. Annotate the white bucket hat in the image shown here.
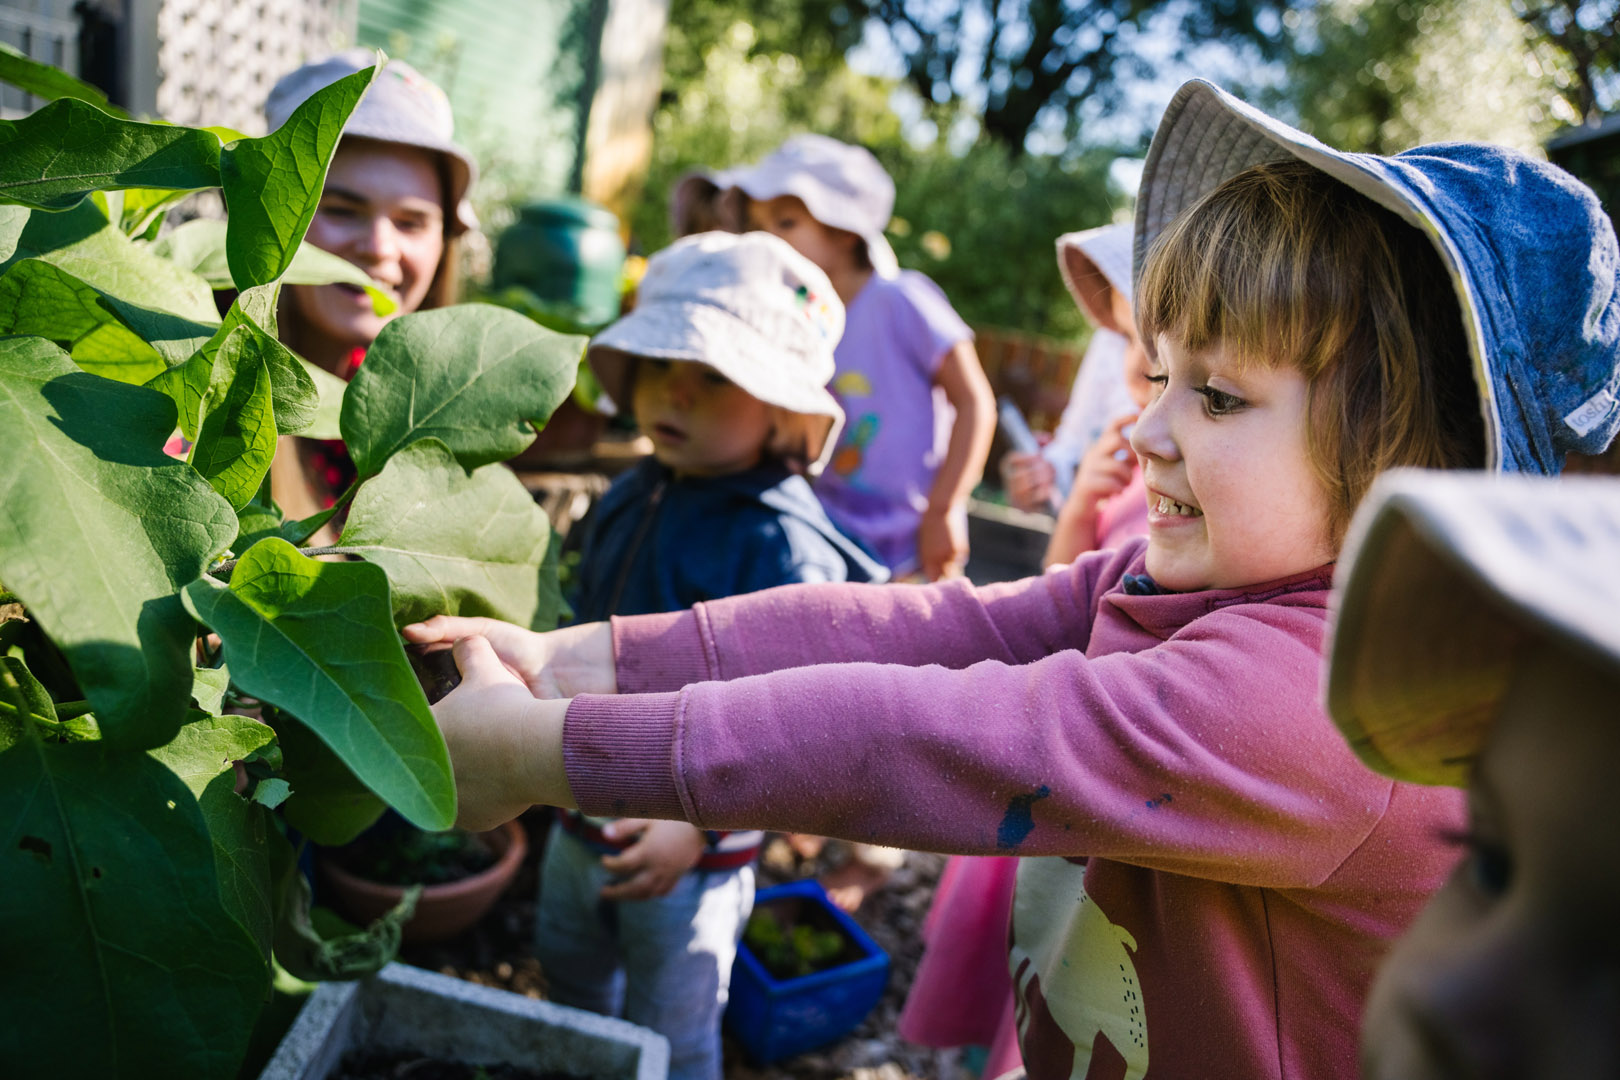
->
[719,134,901,279]
[588,231,847,473]
[266,49,479,235]
[1325,468,1620,787]
[1055,222,1133,332]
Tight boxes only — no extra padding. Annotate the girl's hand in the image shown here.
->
[918,506,968,581]
[430,635,575,830]
[404,616,617,698]
[597,820,707,901]
[999,450,1057,512]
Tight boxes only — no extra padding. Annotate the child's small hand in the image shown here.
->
[430,635,575,830]
[918,506,968,581]
[597,819,707,901]
[1072,412,1138,513]
[1000,450,1057,512]
[404,615,617,698]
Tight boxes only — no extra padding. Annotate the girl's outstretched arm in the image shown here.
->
[563,588,1447,888]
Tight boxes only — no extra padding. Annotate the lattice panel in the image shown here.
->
[155,0,357,135]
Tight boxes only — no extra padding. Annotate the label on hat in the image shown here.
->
[1565,384,1617,437]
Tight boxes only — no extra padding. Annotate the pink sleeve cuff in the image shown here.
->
[563,692,691,822]
[610,610,713,692]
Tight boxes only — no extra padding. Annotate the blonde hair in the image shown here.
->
[1136,158,1484,539]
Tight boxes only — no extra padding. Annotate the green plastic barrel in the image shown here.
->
[493,196,626,329]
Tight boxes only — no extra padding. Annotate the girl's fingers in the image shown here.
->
[403,614,501,643]
[450,635,509,684]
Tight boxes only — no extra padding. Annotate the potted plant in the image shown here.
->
[724,880,891,1065]
[318,815,530,944]
[0,53,586,1078]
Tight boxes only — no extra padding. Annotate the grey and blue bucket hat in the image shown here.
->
[1135,79,1620,474]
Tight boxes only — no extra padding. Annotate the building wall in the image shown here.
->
[154,0,357,134]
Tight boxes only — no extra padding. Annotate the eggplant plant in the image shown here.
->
[0,53,583,1077]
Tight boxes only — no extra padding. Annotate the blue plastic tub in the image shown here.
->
[724,879,890,1064]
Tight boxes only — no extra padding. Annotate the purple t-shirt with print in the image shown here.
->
[813,270,972,573]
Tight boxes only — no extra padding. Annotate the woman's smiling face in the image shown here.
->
[1128,336,1337,592]
[289,139,445,356]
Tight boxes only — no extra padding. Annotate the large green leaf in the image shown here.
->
[341,439,563,629]
[0,257,169,383]
[5,200,220,322]
[186,327,280,510]
[182,539,455,832]
[220,61,379,289]
[153,217,399,316]
[0,41,122,114]
[298,355,349,439]
[342,304,584,477]
[0,339,237,749]
[267,707,386,846]
[0,733,267,1076]
[0,97,221,211]
[0,654,55,751]
[271,828,414,980]
[148,714,279,960]
[149,283,317,438]
[0,205,27,262]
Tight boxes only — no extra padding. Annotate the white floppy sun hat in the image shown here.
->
[588,231,847,473]
[719,134,902,279]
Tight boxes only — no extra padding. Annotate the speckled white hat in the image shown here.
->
[588,231,847,473]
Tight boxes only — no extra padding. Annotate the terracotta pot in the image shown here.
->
[320,820,529,944]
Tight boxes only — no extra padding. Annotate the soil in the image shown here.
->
[335,822,500,887]
[330,1048,584,1080]
[396,808,975,1080]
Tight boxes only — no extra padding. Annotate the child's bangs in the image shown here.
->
[1136,162,1364,377]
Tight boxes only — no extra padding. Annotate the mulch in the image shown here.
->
[394,808,972,1080]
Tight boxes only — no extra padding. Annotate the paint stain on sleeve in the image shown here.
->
[997,784,1051,850]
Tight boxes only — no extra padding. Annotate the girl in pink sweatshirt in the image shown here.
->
[406,83,1618,1080]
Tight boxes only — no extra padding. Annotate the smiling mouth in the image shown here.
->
[1153,494,1202,517]
[651,421,687,443]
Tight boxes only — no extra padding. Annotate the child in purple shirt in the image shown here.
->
[725,134,997,581]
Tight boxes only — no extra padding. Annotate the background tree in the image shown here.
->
[1277,0,1569,154]
[859,0,1290,152]
[1513,0,1620,123]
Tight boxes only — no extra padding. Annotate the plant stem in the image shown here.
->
[53,700,94,721]
[209,546,366,578]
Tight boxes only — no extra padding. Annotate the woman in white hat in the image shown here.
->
[263,50,479,528]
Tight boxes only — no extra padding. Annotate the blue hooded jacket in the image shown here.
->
[567,457,887,623]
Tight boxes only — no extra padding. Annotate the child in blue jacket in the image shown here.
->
[543,230,884,1080]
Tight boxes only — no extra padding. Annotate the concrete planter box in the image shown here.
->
[259,963,668,1080]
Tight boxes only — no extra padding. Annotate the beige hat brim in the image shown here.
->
[1325,469,1620,786]
[588,299,845,472]
[1055,224,1134,330]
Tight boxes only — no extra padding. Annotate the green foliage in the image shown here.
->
[744,908,849,980]
[340,304,584,477]
[1278,0,1568,153]
[0,336,238,749]
[0,55,579,1078]
[0,97,221,210]
[0,731,268,1076]
[220,61,379,288]
[0,41,121,114]
[184,539,457,834]
[339,439,565,629]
